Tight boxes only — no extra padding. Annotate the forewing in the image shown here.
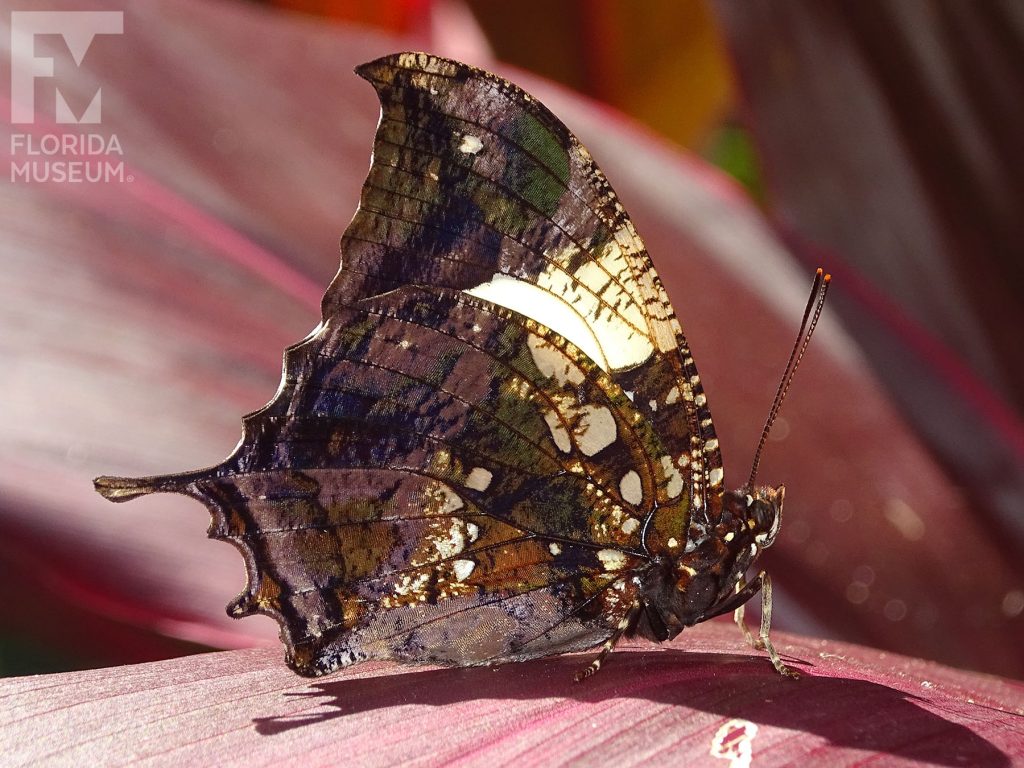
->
[332,52,724,525]
[97,286,679,674]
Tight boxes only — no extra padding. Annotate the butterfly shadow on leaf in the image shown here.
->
[251,648,1009,766]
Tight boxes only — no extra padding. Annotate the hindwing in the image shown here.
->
[103,287,696,674]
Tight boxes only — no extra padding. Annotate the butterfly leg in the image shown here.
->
[735,571,799,679]
[732,575,763,650]
[573,600,642,682]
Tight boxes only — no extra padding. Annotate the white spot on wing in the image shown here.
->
[575,405,617,456]
[458,134,483,154]
[659,455,683,498]
[434,520,467,559]
[560,243,656,368]
[619,470,643,505]
[709,467,724,486]
[452,559,475,581]
[393,572,430,597]
[548,542,562,556]
[462,225,667,372]
[597,549,629,571]
[465,467,493,491]
[436,487,464,514]
[543,410,572,452]
[465,274,609,369]
[527,334,586,386]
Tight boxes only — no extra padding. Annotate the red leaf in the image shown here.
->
[3,623,1022,765]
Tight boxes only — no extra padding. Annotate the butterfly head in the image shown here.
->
[735,483,785,550]
[705,483,784,587]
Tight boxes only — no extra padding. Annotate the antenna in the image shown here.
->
[747,268,831,489]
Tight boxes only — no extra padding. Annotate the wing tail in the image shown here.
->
[93,470,209,502]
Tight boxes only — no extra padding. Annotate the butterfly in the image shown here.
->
[95,52,828,681]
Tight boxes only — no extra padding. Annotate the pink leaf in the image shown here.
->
[3,623,1022,765]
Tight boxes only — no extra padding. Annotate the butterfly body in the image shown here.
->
[632,485,782,641]
[96,52,808,679]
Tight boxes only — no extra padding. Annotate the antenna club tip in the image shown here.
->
[815,267,823,276]
[823,273,832,283]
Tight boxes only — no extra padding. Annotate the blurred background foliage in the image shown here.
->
[270,0,753,186]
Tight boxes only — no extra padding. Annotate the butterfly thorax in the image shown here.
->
[635,485,784,642]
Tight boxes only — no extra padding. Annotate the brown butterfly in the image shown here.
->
[95,52,828,680]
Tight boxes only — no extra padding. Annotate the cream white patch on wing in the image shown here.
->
[452,559,476,581]
[434,520,467,560]
[527,334,586,386]
[465,467,493,492]
[429,484,464,514]
[393,572,430,597]
[597,549,629,571]
[619,470,643,505]
[458,134,483,154]
[465,274,608,369]
[538,240,655,369]
[659,455,684,499]
[543,410,572,453]
[463,225,669,372]
[573,405,617,456]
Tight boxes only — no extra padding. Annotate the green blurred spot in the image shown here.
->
[703,123,764,204]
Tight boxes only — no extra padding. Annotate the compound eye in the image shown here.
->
[750,500,780,545]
